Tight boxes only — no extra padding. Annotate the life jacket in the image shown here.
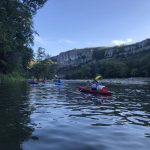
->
[97,85,104,91]
[100,86,109,93]
[91,83,97,89]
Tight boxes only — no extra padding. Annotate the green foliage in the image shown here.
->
[64,52,150,79]
[30,48,57,79]
[30,60,57,79]
[0,72,25,83]
[95,59,129,78]
[66,59,129,79]
[92,47,106,60]
[36,47,46,61]
[126,52,150,77]
[67,66,92,79]
[0,0,47,77]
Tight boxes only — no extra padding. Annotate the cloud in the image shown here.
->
[34,35,76,45]
[58,39,76,44]
[112,38,134,45]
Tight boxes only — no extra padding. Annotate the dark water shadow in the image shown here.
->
[0,82,33,150]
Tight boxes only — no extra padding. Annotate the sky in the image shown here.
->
[33,0,150,56]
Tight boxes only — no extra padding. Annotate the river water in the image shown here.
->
[0,79,150,150]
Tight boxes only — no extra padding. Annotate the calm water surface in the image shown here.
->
[0,79,150,150]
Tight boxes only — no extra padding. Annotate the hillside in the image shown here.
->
[52,39,150,79]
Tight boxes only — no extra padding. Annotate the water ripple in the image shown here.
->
[1,80,149,150]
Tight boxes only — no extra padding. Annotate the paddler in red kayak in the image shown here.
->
[79,75,111,95]
[88,75,102,90]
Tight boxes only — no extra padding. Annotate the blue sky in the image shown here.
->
[33,0,150,56]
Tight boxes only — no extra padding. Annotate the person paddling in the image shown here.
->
[90,75,102,90]
[90,80,98,90]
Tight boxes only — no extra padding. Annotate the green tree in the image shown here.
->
[30,48,57,79]
[36,47,46,61]
[0,0,47,76]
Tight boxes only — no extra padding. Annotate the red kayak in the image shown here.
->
[79,86,112,96]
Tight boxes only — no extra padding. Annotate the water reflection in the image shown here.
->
[0,80,150,150]
[22,81,150,150]
[0,82,33,150]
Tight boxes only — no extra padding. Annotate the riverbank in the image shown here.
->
[0,73,25,83]
[62,77,150,85]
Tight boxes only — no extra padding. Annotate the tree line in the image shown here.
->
[1,1,149,80]
[0,0,47,79]
[64,52,150,79]
[29,47,57,80]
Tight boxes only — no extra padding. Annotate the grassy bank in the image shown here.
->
[0,72,25,83]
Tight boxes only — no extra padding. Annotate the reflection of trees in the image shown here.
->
[0,82,33,150]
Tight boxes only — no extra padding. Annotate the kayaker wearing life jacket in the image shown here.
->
[95,75,102,90]
[79,75,111,95]
[90,75,102,90]
[95,75,109,93]
[90,80,98,90]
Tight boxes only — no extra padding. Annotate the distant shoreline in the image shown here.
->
[62,77,150,85]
